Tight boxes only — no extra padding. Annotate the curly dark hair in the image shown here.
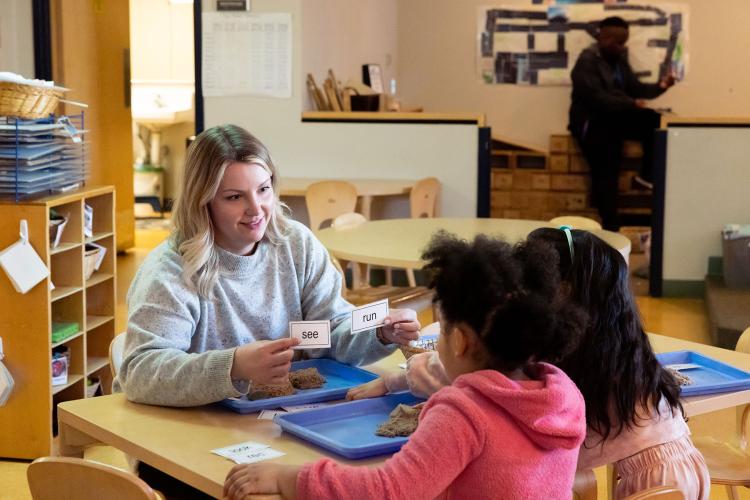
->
[527,228,683,442]
[421,231,586,373]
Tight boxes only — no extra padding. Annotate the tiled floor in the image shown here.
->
[2,228,748,499]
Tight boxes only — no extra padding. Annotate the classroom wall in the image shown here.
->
[201,0,480,219]
[0,0,34,77]
[396,0,750,151]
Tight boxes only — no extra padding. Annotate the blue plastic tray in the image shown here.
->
[275,392,425,459]
[656,350,750,396]
[220,359,379,414]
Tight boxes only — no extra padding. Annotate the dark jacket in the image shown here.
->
[568,44,665,137]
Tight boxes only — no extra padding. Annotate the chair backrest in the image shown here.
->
[305,181,358,231]
[549,215,602,231]
[410,177,441,218]
[27,457,159,500]
[736,326,750,354]
[109,332,126,379]
[332,212,367,230]
[624,486,685,500]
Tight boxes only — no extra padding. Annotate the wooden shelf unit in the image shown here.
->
[0,186,117,459]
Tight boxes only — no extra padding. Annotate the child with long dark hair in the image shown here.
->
[349,227,709,498]
[223,233,587,499]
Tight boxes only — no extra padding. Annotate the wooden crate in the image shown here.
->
[549,154,569,173]
[531,173,551,191]
[549,134,571,153]
[515,152,547,170]
[490,190,512,210]
[551,174,590,192]
[569,154,590,173]
[491,170,513,190]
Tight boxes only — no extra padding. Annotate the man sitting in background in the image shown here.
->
[569,16,675,230]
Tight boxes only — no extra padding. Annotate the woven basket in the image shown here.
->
[0,82,62,119]
[84,246,101,280]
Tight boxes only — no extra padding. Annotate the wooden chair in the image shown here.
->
[402,177,441,287]
[624,486,685,499]
[27,456,161,500]
[693,325,750,499]
[305,180,358,231]
[549,215,602,231]
[109,332,126,379]
[572,469,597,500]
[410,177,440,219]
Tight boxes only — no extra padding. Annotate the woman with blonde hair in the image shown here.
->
[116,124,420,407]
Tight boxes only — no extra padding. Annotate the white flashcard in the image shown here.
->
[257,409,287,420]
[211,441,285,464]
[289,320,331,349]
[351,299,389,333]
[666,363,701,371]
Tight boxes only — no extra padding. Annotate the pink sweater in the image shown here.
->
[297,363,586,500]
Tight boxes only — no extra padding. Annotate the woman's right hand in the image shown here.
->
[346,377,387,401]
[230,338,300,385]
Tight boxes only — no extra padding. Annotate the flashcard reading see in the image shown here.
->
[289,320,331,349]
[351,299,389,334]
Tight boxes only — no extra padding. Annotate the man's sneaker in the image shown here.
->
[632,175,653,191]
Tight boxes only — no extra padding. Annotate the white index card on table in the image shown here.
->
[289,320,331,349]
[351,299,389,333]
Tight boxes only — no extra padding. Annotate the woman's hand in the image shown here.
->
[230,337,300,385]
[379,308,420,345]
[346,377,387,401]
[224,463,300,499]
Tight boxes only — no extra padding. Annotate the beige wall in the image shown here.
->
[302,0,398,109]
[130,0,194,82]
[397,0,750,151]
[0,0,34,77]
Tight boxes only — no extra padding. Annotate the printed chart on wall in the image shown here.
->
[202,12,292,97]
[478,1,688,86]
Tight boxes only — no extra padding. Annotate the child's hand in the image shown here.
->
[346,377,387,401]
[380,308,420,345]
[224,463,300,499]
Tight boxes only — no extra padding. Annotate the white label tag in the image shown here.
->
[289,320,331,349]
[257,409,287,420]
[281,403,327,413]
[351,299,389,333]
[666,363,701,371]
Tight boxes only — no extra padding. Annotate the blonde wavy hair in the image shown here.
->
[171,125,289,297]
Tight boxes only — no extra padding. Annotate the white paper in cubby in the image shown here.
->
[0,230,49,294]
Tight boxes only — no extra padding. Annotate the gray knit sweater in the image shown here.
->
[114,220,395,407]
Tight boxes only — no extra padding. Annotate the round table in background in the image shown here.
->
[317,217,631,270]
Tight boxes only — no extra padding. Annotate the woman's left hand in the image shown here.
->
[379,308,420,345]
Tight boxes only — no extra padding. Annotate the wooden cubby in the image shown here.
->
[0,186,116,459]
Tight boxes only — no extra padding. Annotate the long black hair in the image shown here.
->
[528,228,683,441]
[421,231,585,373]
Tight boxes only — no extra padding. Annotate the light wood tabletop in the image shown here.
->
[278,177,414,220]
[316,218,631,270]
[57,332,750,499]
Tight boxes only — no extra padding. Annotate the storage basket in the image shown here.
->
[0,82,62,119]
[84,246,101,280]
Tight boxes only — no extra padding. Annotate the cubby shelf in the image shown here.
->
[0,186,117,460]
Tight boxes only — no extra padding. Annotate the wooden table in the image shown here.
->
[279,177,414,220]
[316,218,631,270]
[58,333,750,499]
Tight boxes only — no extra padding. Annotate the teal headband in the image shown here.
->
[559,225,575,261]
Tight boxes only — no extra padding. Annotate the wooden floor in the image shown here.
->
[2,226,748,499]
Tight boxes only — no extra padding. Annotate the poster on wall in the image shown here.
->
[202,12,292,98]
[478,2,688,86]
